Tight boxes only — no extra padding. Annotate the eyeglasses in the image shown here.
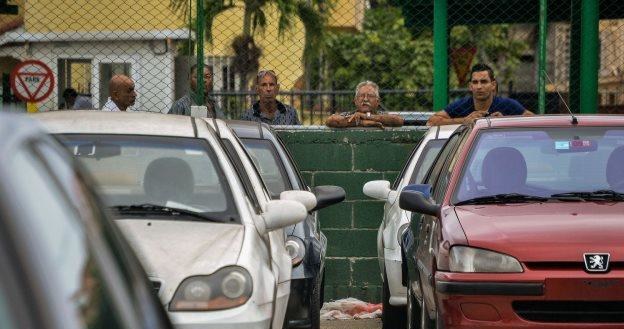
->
[356,93,378,100]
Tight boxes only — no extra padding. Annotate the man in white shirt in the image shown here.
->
[102,75,136,111]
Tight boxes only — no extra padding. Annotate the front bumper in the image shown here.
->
[285,277,314,328]
[385,257,407,306]
[168,300,272,329]
[434,270,624,329]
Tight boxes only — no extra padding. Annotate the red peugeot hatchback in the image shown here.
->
[400,115,624,329]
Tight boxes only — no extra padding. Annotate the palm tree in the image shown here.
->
[170,0,329,90]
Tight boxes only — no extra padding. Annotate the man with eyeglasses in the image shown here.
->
[325,80,404,128]
[427,63,534,126]
[169,64,223,118]
[240,70,301,125]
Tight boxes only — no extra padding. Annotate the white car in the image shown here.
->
[362,124,459,328]
[35,111,315,329]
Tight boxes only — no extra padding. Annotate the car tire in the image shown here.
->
[309,275,321,329]
[382,271,406,329]
[406,275,422,329]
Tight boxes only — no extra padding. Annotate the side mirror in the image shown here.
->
[261,200,308,233]
[402,184,432,199]
[280,190,317,212]
[311,185,345,212]
[363,180,392,200]
[399,190,440,217]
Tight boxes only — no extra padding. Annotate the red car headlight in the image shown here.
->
[449,246,523,273]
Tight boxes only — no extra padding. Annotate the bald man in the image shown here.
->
[102,74,137,111]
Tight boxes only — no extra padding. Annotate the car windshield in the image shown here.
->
[240,138,291,199]
[453,127,624,204]
[60,134,240,223]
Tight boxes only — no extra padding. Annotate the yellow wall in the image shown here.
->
[0,0,23,29]
[328,0,365,31]
[210,3,305,90]
[24,0,184,32]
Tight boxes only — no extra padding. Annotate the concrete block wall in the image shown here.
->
[275,126,426,302]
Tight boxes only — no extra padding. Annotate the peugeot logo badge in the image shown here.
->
[583,253,610,273]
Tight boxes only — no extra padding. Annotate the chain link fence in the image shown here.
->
[1,0,623,123]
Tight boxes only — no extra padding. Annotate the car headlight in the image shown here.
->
[285,236,305,267]
[169,266,253,311]
[449,246,523,273]
[397,223,410,246]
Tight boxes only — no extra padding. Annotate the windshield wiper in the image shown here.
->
[550,190,624,201]
[111,203,222,222]
[455,193,550,206]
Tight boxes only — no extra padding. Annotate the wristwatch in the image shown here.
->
[367,112,371,118]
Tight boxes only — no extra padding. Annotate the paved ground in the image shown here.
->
[321,319,381,329]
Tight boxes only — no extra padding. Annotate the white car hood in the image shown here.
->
[116,219,244,297]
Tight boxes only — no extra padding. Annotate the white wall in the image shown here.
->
[0,40,175,113]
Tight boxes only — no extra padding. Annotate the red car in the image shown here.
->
[400,115,624,329]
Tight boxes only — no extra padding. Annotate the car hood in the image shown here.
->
[116,219,244,296]
[454,202,624,261]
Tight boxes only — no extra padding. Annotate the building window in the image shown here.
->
[58,59,92,109]
[99,63,131,106]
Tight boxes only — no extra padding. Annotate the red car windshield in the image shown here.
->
[453,127,624,204]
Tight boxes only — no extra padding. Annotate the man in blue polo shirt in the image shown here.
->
[427,63,534,126]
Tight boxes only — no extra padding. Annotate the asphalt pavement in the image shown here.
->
[321,319,381,329]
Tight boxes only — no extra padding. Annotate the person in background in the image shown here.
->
[102,74,136,112]
[61,88,93,110]
[169,64,223,118]
[240,70,301,125]
[427,63,534,126]
[325,80,403,128]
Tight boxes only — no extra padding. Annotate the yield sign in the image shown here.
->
[10,60,55,103]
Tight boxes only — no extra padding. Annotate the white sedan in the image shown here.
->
[35,111,315,329]
[363,124,459,328]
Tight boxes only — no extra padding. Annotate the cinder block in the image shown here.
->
[384,172,400,186]
[300,171,313,186]
[352,258,383,286]
[319,201,352,229]
[315,172,383,201]
[354,143,415,171]
[353,201,385,229]
[325,229,378,257]
[325,258,351,286]
[287,144,352,171]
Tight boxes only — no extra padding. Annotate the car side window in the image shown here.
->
[431,132,468,204]
[426,133,462,204]
[221,139,262,213]
[408,139,447,185]
[392,138,423,190]
[241,138,292,198]
[7,143,128,329]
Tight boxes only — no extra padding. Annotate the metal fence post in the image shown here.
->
[580,0,599,114]
[433,0,448,112]
[196,0,205,105]
[537,0,547,114]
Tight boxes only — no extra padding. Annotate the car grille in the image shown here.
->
[513,301,624,323]
[524,261,624,271]
[150,280,162,295]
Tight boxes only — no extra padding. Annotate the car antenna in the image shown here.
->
[544,70,578,125]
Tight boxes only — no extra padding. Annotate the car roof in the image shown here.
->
[425,124,460,139]
[473,114,624,129]
[0,113,47,149]
[32,110,198,137]
[226,120,272,139]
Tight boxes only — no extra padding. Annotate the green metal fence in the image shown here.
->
[1,0,623,122]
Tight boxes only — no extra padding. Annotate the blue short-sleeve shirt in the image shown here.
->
[445,96,526,118]
[240,100,301,125]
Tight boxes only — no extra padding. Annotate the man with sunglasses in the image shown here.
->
[325,80,403,128]
[427,63,534,126]
[240,70,301,125]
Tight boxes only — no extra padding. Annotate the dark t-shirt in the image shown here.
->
[445,96,525,118]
